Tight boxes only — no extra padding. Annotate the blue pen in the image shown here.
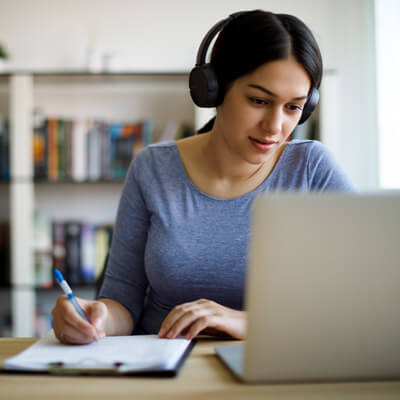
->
[54,269,99,342]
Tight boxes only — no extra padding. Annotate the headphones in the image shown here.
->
[189,12,319,125]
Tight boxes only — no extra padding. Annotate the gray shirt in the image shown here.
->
[99,139,356,334]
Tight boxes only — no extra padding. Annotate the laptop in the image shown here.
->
[215,193,400,383]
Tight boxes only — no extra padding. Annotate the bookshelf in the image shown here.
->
[0,71,201,337]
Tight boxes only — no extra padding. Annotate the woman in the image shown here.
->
[51,10,355,344]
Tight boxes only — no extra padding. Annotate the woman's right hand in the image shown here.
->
[51,295,108,344]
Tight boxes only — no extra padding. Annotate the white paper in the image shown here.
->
[4,330,191,372]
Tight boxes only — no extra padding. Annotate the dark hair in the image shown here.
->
[197,10,323,133]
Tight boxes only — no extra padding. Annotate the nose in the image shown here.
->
[260,107,283,136]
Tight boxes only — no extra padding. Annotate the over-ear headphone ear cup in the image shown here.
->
[298,88,320,125]
[189,64,219,107]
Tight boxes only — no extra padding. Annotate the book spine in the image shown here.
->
[47,118,59,181]
[58,119,66,180]
[101,122,111,180]
[0,120,10,180]
[94,225,109,280]
[65,221,82,284]
[71,119,87,182]
[52,221,67,283]
[34,210,53,288]
[65,119,73,180]
[80,223,96,283]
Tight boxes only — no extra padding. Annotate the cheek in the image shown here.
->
[283,115,301,136]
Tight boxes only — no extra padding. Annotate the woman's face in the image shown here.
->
[215,55,311,166]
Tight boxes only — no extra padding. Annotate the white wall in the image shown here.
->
[375,0,400,189]
[0,0,378,190]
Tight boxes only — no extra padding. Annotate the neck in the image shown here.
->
[201,130,274,184]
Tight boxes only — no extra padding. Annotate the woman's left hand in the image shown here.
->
[158,299,247,340]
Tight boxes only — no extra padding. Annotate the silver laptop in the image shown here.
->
[216,193,400,383]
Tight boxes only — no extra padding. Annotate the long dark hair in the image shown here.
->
[197,10,323,133]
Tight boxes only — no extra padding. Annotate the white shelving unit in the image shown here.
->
[3,71,204,337]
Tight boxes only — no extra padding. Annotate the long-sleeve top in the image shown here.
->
[99,139,356,333]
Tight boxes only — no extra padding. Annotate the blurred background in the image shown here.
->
[0,0,398,337]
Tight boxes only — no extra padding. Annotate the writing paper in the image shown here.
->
[4,330,193,374]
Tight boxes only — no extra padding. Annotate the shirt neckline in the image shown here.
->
[171,141,290,201]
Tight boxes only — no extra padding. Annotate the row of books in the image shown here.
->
[34,211,113,288]
[33,115,154,182]
[0,118,10,181]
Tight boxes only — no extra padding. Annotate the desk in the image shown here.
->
[1,338,400,400]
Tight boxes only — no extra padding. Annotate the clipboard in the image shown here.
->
[2,330,196,376]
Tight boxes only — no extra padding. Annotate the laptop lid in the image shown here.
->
[242,193,400,383]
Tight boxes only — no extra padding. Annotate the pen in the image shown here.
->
[54,269,99,342]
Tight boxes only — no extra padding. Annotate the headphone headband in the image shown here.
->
[195,12,247,66]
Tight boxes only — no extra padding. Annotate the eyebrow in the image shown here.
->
[248,84,308,101]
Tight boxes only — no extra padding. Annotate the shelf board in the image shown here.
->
[34,179,125,185]
[0,70,189,77]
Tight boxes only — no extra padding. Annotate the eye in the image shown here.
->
[249,97,268,105]
[287,104,303,112]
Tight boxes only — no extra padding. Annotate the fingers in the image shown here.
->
[185,316,216,340]
[54,319,95,345]
[51,295,106,344]
[86,301,107,337]
[159,299,219,340]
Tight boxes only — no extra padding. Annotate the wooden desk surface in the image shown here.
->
[1,337,400,400]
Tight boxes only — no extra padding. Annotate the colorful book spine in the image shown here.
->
[57,119,66,180]
[47,118,59,181]
[33,117,158,181]
[0,118,10,180]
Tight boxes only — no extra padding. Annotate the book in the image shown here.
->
[80,223,96,283]
[57,119,66,180]
[47,118,59,181]
[33,118,48,180]
[0,117,10,180]
[87,121,102,181]
[34,210,53,288]
[94,225,111,280]
[64,221,82,284]
[3,329,195,376]
[71,119,88,182]
[52,221,67,283]
[33,117,156,181]
[65,119,74,180]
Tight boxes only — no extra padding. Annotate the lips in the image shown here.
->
[248,136,278,152]
[249,137,277,145]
